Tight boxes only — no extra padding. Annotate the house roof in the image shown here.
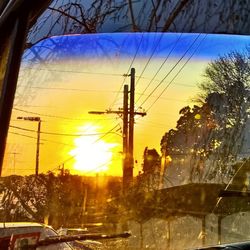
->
[129,183,250,220]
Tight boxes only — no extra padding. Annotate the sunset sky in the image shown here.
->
[3,32,250,176]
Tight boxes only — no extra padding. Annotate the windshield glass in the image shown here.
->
[2,32,250,249]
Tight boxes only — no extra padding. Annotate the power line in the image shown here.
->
[9,123,121,174]
[83,160,113,175]
[109,33,144,109]
[17,85,123,94]
[13,108,94,121]
[138,34,202,109]
[135,33,183,104]
[145,34,207,112]
[136,119,173,128]
[14,105,64,108]
[137,94,187,103]
[9,125,39,133]
[22,66,124,77]
[56,123,121,167]
[9,131,75,147]
[38,117,116,124]
[170,82,196,88]
[13,107,116,123]
[21,68,149,80]
[50,160,113,175]
[9,125,122,137]
[94,124,121,143]
[8,131,37,140]
[135,33,165,88]
[9,124,122,173]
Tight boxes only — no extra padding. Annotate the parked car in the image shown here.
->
[0,222,72,249]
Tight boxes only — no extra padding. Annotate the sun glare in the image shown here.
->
[70,125,118,174]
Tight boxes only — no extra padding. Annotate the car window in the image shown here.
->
[1,32,250,249]
[1,1,250,250]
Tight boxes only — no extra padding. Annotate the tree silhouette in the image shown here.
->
[135,147,162,191]
[199,50,250,181]
[0,173,87,228]
[142,147,160,174]
[161,49,250,184]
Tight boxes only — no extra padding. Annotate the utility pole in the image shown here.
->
[127,68,135,187]
[123,84,129,189]
[89,68,146,191]
[9,152,19,175]
[17,116,41,176]
[36,119,41,176]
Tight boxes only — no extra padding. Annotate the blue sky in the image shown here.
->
[24,33,250,63]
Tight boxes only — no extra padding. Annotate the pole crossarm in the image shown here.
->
[134,111,146,116]
[17,116,40,121]
[89,110,146,117]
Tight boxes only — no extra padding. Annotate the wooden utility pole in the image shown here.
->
[89,68,146,191]
[9,152,19,174]
[123,84,129,189]
[125,68,135,188]
[17,116,41,176]
[36,119,41,176]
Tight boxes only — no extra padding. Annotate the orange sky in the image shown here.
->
[3,33,249,176]
[2,58,206,176]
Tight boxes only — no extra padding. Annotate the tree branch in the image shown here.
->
[127,0,139,31]
[162,0,190,32]
[148,0,162,31]
[48,6,92,33]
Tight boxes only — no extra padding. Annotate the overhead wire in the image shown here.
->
[17,85,123,94]
[136,93,188,104]
[51,160,112,175]
[132,34,206,139]
[145,34,207,113]
[22,66,124,77]
[8,131,75,147]
[83,160,113,175]
[13,107,112,121]
[72,35,146,167]
[9,125,122,138]
[8,131,38,140]
[12,40,127,175]
[13,108,116,124]
[138,33,202,109]
[109,33,145,109]
[13,108,85,121]
[55,123,121,167]
[9,123,122,173]
[15,77,125,170]
[15,34,205,177]
[21,67,149,80]
[134,32,165,88]
[135,33,183,104]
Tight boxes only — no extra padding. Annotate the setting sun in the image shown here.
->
[70,124,118,174]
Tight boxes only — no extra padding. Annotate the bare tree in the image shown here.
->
[27,0,250,48]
